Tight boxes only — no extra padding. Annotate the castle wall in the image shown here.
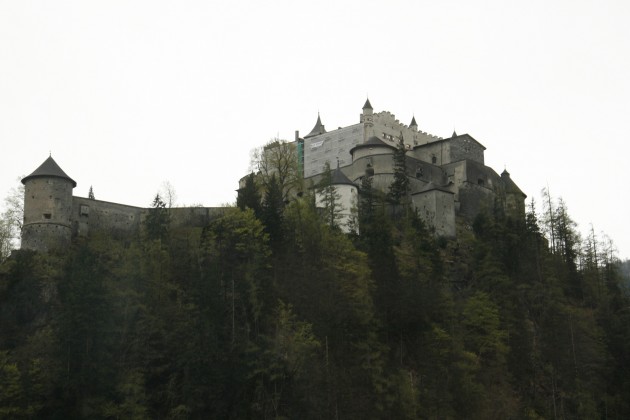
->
[412,190,456,237]
[372,111,440,147]
[316,184,357,233]
[72,197,144,239]
[412,141,449,166]
[169,207,228,228]
[303,124,363,178]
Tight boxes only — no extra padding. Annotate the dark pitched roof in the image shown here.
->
[413,181,454,195]
[331,165,355,186]
[413,133,486,151]
[452,130,457,137]
[349,136,397,155]
[410,116,417,127]
[304,113,326,138]
[501,169,526,197]
[22,156,77,187]
[362,98,373,110]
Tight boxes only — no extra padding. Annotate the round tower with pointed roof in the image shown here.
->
[21,156,76,251]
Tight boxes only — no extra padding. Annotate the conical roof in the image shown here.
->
[304,113,326,138]
[331,164,355,186]
[362,98,373,110]
[22,156,77,187]
[410,116,417,127]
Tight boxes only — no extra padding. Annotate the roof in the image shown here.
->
[413,181,454,195]
[22,156,77,187]
[304,114,326,138]
[410,116,417,127]
[331,165,355,186]
[501,169,527,197]
[413,133,486,151]
[349,136,397,155]
[363,98,373,110]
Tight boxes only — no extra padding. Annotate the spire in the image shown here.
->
[362,98,372,110]
[452,130,458,137]
[304,113,327,138]
[410,115,418,128]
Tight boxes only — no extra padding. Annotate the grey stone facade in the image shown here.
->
[299,100,526,236]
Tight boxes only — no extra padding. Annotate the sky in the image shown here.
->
[1,0,629,259]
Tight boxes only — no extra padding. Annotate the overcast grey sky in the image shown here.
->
[1,0,629,259]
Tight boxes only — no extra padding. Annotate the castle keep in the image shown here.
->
[298,100,526,235]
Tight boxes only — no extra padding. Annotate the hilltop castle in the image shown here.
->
[21,100,525,251]
[294,99,526,235]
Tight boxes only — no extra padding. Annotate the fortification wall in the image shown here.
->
[412,190,456,237]
[303,124,363,178]
[72,197,144,239]
[372,111,440,147]
[169,207,228,228]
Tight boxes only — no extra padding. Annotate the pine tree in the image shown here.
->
[388,134,410,212]
[144,194,170,241]
[237,173,262,217]
[316,162,343,230]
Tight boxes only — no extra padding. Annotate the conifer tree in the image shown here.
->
[316,161,343,230]
[237,172,262,217]
[144,193,170,241]
[388,134,410,212]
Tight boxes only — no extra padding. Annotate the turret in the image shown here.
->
[21,156,76,252]
[361,98,374,141]
[410,115,418,131]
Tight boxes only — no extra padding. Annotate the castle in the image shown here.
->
[20,99,525,251]
[296,99,526,235]
[20,156,225,252]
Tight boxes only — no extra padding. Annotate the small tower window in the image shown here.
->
[432,156,437,164]
[478,178,485,186]
[43,213,51,219]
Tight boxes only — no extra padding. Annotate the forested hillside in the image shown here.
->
[1,188,629,419]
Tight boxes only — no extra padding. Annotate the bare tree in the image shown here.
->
[159,181,178,208]
[250,138,300,202]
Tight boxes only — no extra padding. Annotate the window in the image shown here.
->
[43,213,51,219]
[432,156,437,164]
[478,178,484,186]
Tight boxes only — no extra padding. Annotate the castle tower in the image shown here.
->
[361,98,374,142]
[409,115,418,132]
[21,156,76,252]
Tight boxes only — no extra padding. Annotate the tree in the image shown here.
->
[251,138,300,202]
[236,173,262,217]
[144,194,170,241]
[159,181,177,208]
[316,162,343,230]
[261,174,284,247]
[1,179,24,253]
[388,134,410,212]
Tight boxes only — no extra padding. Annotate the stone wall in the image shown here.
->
[72,197,144,239]
[303,124,363,178]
